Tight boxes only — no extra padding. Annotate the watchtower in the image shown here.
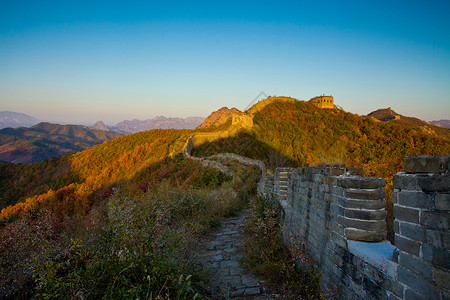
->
[308,95,334,109]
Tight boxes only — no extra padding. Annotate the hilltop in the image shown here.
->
[197,107,240,129]
[0,122,120,164]
[367,107,450,140]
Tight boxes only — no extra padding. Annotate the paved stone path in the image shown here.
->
[199,212,271,299]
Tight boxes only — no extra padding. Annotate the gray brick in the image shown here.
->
[403,155,449,174]
[344,207,387,220]
[404,288,427,300]
[444,231,450,250]
[345,228,386,242]
[399,251,432,280]
[420,210,449,229]
[393,205,420,223]
[392,190,398,204]
[344,188,385,200]
[433,266,450,290]
[393,173,422,191]
[394,220,399,234]
[395,234,421,256]
[398,266,440,299]
[435,193,450,210]
[337,214,386,231]
[400,222,426,242]
[339,196,386,210]
[397,191,434,209]
[337,177,385,189]
[426,229,443,248]
[417,173,450,193]
[346,167,364,176]
[422,244,450,269]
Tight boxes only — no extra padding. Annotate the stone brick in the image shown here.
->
[394,220,399,234]
[339,197,386,210]
[400,222,426,242]
[362,277,388,300]
[330,231,347,248]
[426,229,443,248]
[398,266,440,299]
[404,288,427,300]
[337,215,386,231]
[392,190,398,204]
[403,155,449,174]
[422,244,450,269]
[435,193,450,210]
[395,234,420,256]
[345,228,387,242]
[417,173,450,193]
[329,167,346,176]
[393,173,422,191]
[397,191,434,209]
[393,205,420,223]
[346,167,364,176]
[443,231,450,250]
[420,210,449,229]
[399,251,432,280]
[433,266,450,290]
[331,186,344,197]
[344,188,385,200]
[344,207,387,220]
[337,177,385,189]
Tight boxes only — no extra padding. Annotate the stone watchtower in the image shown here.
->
[309,95,334,109]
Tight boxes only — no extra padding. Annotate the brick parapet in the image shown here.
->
[270,157,449,299]
[393,155,449,299]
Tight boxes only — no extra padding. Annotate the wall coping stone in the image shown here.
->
[403,155,449,174]
[347,240,397,279]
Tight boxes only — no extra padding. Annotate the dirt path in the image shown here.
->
[198,212,272,299]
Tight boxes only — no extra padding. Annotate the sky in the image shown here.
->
[1,0,449,125]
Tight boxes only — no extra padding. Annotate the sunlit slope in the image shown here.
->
[193,99,450,182]
[0,129,195,221]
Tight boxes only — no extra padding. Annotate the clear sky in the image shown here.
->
[1,0,449,124]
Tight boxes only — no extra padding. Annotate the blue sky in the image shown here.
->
[1,0,449,124]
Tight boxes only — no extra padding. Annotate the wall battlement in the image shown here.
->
[262,156,449,299]
[309,95,334,108]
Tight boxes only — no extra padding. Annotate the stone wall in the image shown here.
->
[267,156,449,299]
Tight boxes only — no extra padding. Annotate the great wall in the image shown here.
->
[183,96,449,299]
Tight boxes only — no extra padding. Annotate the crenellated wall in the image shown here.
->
[265,156,449,300]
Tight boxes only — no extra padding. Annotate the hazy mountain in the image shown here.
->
[0,111,40,129]
[91,120,110,131]
[0,122,120,164]
[111,116,204,134]
[197,107,240,129]
[429,119,450,129]
[367,107,450,140]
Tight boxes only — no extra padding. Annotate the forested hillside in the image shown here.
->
[0,122,121,163]
[0,129,228,221]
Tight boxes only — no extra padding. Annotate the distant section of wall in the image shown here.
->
[267,155,449,299]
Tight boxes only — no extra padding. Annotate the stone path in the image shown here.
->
[198,212,271,299]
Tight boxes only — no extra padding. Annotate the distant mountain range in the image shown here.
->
[0,122,120,163]
[429,119,450,129]
[101,116,205,134]
[0,111,41,129]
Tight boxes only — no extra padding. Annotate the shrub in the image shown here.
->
[242,195,323,299]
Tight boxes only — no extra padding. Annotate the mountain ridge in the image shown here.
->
[0,122,120,164]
